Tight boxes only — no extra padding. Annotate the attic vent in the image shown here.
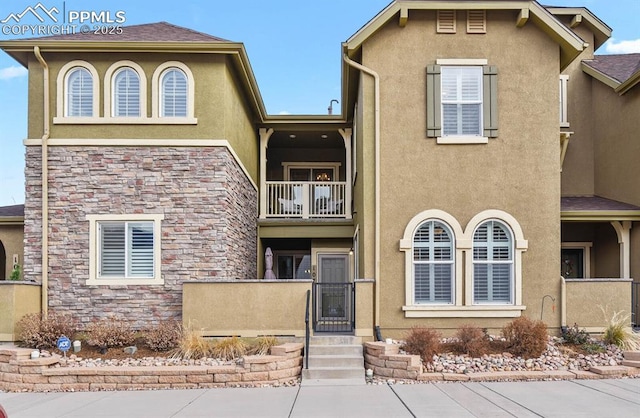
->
[467,10,486,33]
[437,10,456,33]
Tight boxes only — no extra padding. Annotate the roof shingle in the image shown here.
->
[582,54,640,83]
[0,204,24,217]
[561,196,640,212]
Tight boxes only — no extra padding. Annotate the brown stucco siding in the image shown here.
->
[359,10,562,332]
[24,145,257,327]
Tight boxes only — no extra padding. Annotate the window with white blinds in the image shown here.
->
[66,67,93,117]
[113,67,141,117]
[473,220,513,304]
[160,68,188,117]
[413,220,454,304]
[441,66,483,136]
[98,221,154,278]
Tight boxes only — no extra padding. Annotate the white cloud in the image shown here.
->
[0,65,27,80]
[604,38,640,54]
[278,110,291,115]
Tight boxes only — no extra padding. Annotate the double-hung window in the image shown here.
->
[87,214,163,285]
[413,220,454,304]
[473,220,513,304]
[427,59,498,144]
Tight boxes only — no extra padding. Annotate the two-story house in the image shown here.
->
[0,0,637,341]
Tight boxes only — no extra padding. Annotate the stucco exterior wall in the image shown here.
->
[24,145,257,328]
[564,279,632,329]
[0,282,41,341]
[0,225,24,280]
[359,10,562,333]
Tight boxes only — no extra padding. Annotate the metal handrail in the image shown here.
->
[304,289,311,369]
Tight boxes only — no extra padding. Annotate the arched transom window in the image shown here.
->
[160,68,188,117]
[473,220,514,304]
[413,220,454,304]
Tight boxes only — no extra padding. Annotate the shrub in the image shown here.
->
[86,317,136,349]
[212,336,248,361]
[501,316,548,359]
[455,324,489,358]
[601,309,640,350]
[169,326,212,360]
[561,323,590,345]
[9,264,21,280]
[403,326,441,364]
[249,335,279,356]
[144,321,182,352]
[16,312,77,350]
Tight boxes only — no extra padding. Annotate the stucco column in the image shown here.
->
[258,128,273,219]
[611,221,631,279]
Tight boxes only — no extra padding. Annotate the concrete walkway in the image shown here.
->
[1,378,639,417]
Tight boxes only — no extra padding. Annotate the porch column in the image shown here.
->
[339,128,352,220]
[259,128,274,219]
[611,221,632,279]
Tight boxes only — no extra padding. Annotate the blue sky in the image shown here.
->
[0,0,639,206]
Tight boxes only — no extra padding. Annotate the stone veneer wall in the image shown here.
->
[24,145,257,328]
[0,343,302,392]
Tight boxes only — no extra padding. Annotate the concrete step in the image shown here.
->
[308,344,363,356]
[302,367,365,380]
[621,360,640,368]
[307,354,364,368]
[622,351,640,362]
[309,336,362,345]
[301,377,366,386]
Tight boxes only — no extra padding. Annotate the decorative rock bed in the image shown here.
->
[364,341,640,383]
[0,343,303,392]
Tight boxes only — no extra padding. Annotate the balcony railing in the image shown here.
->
[263,181,350,219]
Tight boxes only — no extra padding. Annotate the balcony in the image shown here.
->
[264,181,350,219]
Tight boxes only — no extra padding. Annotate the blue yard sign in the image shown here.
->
[56,335,71,353]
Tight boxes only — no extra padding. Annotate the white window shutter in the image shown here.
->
[467,10,486,34]
[114,68,141,117]
[127,222,154,277]
[99,223,126,276]
[67,68,93,117]
[161,68,188,117]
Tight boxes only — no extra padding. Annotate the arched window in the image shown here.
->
[65,67,93,117]
[413,220,454,304]
[113,67,140,117]
[473,220,513,304]
[160,68,187,117]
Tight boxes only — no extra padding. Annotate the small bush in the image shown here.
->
[501,316,548,359]
[562,323,590,345]
[86,317,136,348]
[601,309,640,350]
[9,264,21,280]
[17,312,77,350]
[169,326,212,360]
[144,321,182,352]
[212,336,248,361]
[455,325,489,358]
[403,326,441,364]
[249,335,279,356]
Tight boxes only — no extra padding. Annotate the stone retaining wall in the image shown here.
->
[364,342,639,382]
[0,343,302,392]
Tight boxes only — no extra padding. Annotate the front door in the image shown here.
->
[314,254,354,333]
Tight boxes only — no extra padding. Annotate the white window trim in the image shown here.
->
[86,214,164,285]
[151,61,196,119]
[400,210,464,309]
[281,162,341,181]
[104,61,147,119]
[56,60,99,119]
[560,75,570,128]
[436,59,488,144]
[400,209,528,318]
[561,242,592,278]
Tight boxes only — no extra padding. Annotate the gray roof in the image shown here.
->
[0,204,24,217]
[21,21,231,43]
[582,54,640,83]
[561,196,640,212]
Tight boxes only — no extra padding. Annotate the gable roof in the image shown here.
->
[561,196,640,221]
[19,22,231,43]
[544,6,611,50]
[0,204,24,224]
[344,0,587,71]
[581,54,640,95]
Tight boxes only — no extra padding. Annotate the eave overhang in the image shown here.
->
[561,211,640,222]
[0,40,269,121]
[0,216,24,225]
[344,1,585,71]
[581,61,640,96]
[545,7,612,51]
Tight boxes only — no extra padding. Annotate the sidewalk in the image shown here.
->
[1,378,639,417]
